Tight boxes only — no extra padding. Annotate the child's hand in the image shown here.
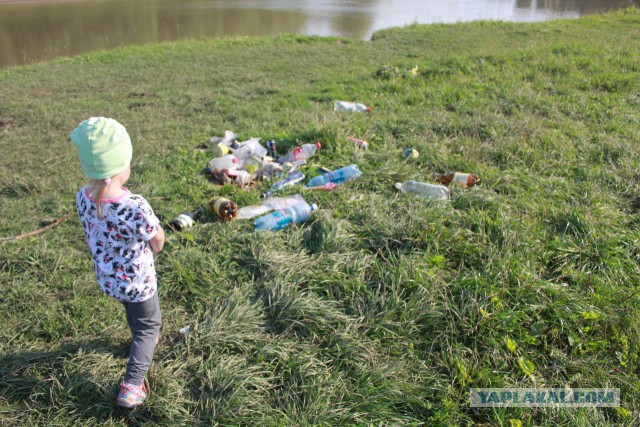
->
[149,226,165,254]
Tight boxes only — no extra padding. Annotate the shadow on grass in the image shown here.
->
[0,338,166,424]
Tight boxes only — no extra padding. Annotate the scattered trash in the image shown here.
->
[237,194,307,220]
[266,139,278,158]
[395,181,449,201]
[347,137,369,149]
[261,171,305,198]
[334,101,371,112]
[210,130,237,147]
[306,164,361,188]
[437,172,480,188]
[262,161,284,178]
[212,145,234,158]
[169,208,203,231]
[317,166,333,174]
[254,202,318,232]
[208,196,238,221]
[305,182,339,192]
[234,137,267,167]
[179,325,191,334]
[403,147,419,160]
[277,142,321,164]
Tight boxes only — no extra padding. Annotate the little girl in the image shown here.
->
[71,117,165,408]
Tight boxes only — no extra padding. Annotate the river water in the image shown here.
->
[0,0,636,68]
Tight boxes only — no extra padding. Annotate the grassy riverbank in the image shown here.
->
[1,8,640,426]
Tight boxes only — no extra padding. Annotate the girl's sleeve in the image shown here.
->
[132,196,160,241]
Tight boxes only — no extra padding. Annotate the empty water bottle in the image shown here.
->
[306,164,361,188]
[334,101,371,112]
[254,203,318,231]
[277,142,321,164]
[395,181,449,201]
[261,170,305,198]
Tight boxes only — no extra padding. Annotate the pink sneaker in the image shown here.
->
[117,382,147,408]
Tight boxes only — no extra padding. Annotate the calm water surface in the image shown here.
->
[0,0,636,68]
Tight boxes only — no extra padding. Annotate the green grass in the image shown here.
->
[1,8,640,426]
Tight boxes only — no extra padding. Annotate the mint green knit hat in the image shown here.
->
[70,117,132,180]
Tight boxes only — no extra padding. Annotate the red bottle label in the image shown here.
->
[291,146,305,161]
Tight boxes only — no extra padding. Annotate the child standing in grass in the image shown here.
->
[70,117,165,408]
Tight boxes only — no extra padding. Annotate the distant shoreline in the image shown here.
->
[0,0,89,4]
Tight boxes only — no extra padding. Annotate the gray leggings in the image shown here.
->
[121,292,162,386]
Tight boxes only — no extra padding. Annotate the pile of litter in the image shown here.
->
[172,100,480,233]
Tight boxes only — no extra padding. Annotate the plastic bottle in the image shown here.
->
[208,197,238,221]
[209,154,239,171]
[395,181,449,201]
[277,142,321,164]
[169,208,203,231]
[254,203,318,231]
[234,137,267,166]
[306,164,361,188]
[237,194,306,220]
[261,170,305,198]
[334,101,371,112]
[437,172,480,188]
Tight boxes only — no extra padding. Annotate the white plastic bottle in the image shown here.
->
[209,154,239,171]
[277,142,321,164]
[395,180,450,201]
[334,101,371,112]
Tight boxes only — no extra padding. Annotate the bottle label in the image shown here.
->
[292,146,305,161]
[453,173,470,185]
[178,214,193,228]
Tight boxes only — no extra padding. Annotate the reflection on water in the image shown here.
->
[0,0,636,68]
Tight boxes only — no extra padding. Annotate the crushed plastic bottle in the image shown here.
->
[306,164,361,188]
[234,137,267,166]
[254,203,318,231]
[277,142,321,164]
[261,171,305,198]
[334,101,371,112]
[237,194,306,220]
[395,181,449,201]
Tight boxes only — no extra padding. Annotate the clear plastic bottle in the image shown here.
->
[306,164,361,188]
[334,101,371,112]
[237,194,306,220]
[234,137,267,166]
[277,142,321,164]
[209,154,239,171]
[395,181,449,201]
[254,203,318,231]
[261,170,305,198]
